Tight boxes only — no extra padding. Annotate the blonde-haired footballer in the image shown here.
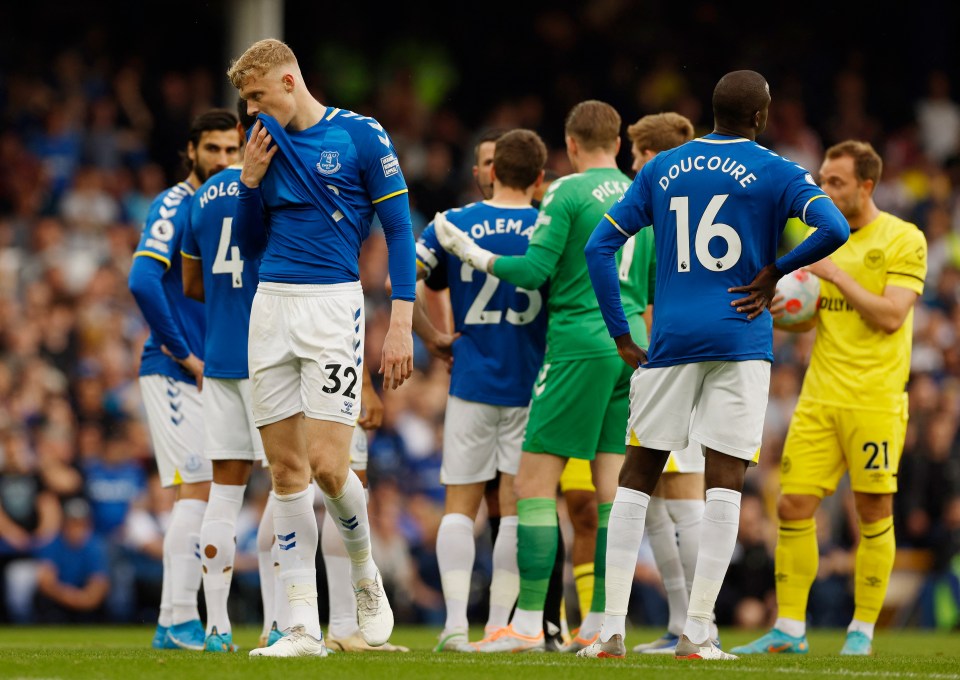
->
[734,140,926,656]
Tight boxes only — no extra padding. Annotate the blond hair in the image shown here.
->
[627,112,694,153]
[227,38,297,89]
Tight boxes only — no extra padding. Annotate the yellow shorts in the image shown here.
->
[559,458,595,493]
[780,396,908,498]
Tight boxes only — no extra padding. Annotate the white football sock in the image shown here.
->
[273,487,322,640]
[271,539,289,630]
[200,483,245,635]
[169,498,206,625]
[158,531,173,628]
[646,496,687,636]
[775,616,806,638]
[511,608,543,637]
[666,498,704,592]
[579,612,604,639]
[257,494,276,636]
[438,513,475,633]
[599,487,650,642]
[321,470,376,585]
[322,507,360,639]
[848,619,875,639]
[486,515,518,631]
[683,488,741,644]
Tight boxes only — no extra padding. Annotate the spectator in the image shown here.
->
[34,497,110,623]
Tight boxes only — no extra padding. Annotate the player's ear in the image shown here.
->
[281,72,295,93]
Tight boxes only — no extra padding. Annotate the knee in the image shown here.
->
[855,495,893,525]
[777,494,817,521]
[569,498,598,535]
[312,458,348,496]
[269,455,311,494]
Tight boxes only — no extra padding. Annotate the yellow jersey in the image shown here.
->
[801,211,927,412]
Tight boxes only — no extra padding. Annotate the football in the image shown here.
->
[774,269,821,327]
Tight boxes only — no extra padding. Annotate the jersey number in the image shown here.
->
[670,194,742,272]
[213,217,244,288]
[322,363,358,399]
[460,263,542,326]
[863,441,889,470]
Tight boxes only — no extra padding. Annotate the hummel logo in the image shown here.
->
[339,515,360,531]
[775,572,788,582]
[170,414,184,426]
[278,531,297,551]
[865,576,883,587]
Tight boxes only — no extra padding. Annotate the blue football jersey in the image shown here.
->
[605,134,829,367]
[417,203,547,407]
[257,109,408,284]
[182,167,259,379]
[133,182,205,380]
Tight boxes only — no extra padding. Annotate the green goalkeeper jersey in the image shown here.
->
[493,167,654,362]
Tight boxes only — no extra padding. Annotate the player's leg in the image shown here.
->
[138,374,210,651]
[200,378,260,651]
[431,397,499,649]
[475,360,603,652]
[256,492,279,647]
[635,485,685,652]
[488,405,525,637]
[560,461,598,631]
[841,402,906,655]
[733,400,843,655]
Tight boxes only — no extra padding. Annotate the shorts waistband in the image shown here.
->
[256,281,363,297]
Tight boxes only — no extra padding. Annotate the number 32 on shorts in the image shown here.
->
[322,363,358,399]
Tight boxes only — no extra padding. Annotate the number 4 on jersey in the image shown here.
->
[213,217,244,288]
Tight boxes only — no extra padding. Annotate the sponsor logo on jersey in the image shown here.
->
[316,150,341,175]
[381,153,399,178]
[864,248,885,269]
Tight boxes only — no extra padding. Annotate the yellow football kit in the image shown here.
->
[781,211,926,497]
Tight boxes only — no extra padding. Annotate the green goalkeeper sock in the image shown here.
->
[590,502,612,613]
[516,497,558,612]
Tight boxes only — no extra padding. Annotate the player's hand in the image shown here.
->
[161,346,204,392]
[240,120,277,189]
[769,293,785,319]
[804,257,840,284]
[358,380,384,429]
[424,331,459,370]
[380,325,414,390]
[615,333,647,369]
[728,263,782,321]
[433,212,495,272]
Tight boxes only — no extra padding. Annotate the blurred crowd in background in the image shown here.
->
[1,2,959,633]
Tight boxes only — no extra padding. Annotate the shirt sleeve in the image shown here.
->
[416,223,449,291]
[133,197,182,270]
[180,208,200,260]
[604,170,653,238]
[235,183,268,260]
[491,184,569,288]
[128,256,191,360]
[584,217,633,338]
[886,227,927,294]
[774,168,849,273]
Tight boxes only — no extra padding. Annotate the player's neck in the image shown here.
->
[288,96,327,132]
[487,185,534,207]
[712,125,754,140]
[849,201,880,231]
[184,172,200,190]
[573,151,618,173]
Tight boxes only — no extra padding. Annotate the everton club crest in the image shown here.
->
[316,150,341,175]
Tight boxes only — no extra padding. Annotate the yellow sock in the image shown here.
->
[853,516,895,624]
[572,562,595,621]
[775,518,818,621]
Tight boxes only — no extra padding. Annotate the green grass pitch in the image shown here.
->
[1,626,958,679]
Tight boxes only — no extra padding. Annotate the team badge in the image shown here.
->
[864,248,885,269]
[316,150,341,175]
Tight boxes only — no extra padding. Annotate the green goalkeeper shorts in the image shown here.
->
[522,356,633,459]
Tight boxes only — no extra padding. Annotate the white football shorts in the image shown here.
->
[663,440,706,474]
[350,424,369,472]
[627,360,770,464]
[441,395,528,485]
[139,375,211,487]
[249,281,365,428]
[202,377,265,462]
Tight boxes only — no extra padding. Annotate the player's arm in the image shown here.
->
[358,363,383,429]
[731,185,850,320]
[180,224,204,302]
[413,230,457,366]
[585,215,646,368]
[181,256,204,302]
[374,193,416,390]
[236,121,275,259]
[128,256,194,364]
[806,250,923,335]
